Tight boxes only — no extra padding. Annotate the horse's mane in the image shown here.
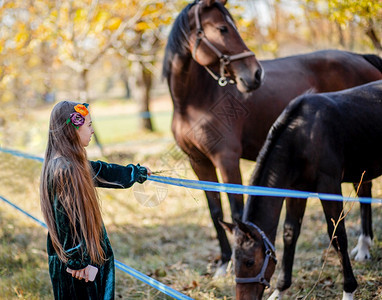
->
[250,95,306,185]
[162,1,233,79]
[162,2,196,79]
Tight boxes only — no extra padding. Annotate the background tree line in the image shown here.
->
[0,0,381,140]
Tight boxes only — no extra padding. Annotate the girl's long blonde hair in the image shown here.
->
[40,101,105,265]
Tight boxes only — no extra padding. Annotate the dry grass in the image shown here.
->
[1,99,382,299]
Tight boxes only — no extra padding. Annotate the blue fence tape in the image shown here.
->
[1,147,382,204]
[94,111,172,121]
[148,175,382,205]
[0,147,44,162]
[0,194,193,300]
[1,147,382,297]
[139,111,171,119]
[114,261,193,300]
[0,195,48,228]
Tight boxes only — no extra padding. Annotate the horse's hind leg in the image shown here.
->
[319,183,357,299]
[269,197,307,300]
[350,181,373,261]
[189,157,232,274]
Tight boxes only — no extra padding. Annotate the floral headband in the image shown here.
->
[66,103,89,129]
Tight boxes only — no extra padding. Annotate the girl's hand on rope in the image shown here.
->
[142,165,152,176]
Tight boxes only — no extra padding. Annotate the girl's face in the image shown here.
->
[77,114,94,147]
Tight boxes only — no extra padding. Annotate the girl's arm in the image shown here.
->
[90,160,149,188]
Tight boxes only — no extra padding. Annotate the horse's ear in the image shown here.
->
[202,0,227,7]
[202,0,215,7]
[236,219,252,235]
[219,219,236,233]
[236,220,262,241]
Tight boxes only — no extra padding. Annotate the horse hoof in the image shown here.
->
[351,235,372,262]
[267,289,283,300]
[213,261,231,278]
[342,290,355,300]
[354,252,371,261]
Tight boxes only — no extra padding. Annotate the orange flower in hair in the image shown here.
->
[74,104,89,116]
[66,103,89,129]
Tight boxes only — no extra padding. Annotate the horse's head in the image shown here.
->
[221,220,277,300]
[187,0,263,93]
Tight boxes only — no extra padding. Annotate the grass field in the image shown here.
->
[1,99,382,299]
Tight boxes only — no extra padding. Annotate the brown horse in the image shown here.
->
[222,80,382,300]
[162,0,382,273]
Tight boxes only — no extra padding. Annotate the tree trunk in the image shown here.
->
[120,70,131,99]
[130,61,153,131]
[336,21,345,48]
[79,69,89,102]
[41,42,55,104]
[365,22,382,51]
[79,68,104,154]
[348,21,356,50]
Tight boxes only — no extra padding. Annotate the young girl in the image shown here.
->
[40,100,151,299]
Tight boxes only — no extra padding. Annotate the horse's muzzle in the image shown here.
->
[238,67,263,92]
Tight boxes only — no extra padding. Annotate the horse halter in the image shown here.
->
[235,222,277,288]
[191,1,255,87]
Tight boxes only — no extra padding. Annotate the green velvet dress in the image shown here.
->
[46,160,147,300]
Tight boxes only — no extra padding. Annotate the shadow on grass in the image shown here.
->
[0,209,52,300]
[0,204,230,300]
[2,152,382,299]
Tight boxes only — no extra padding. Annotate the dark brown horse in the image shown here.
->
[222,80,382,300]
[162,0,382,273]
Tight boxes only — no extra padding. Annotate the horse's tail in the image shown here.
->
[250,95,306,185]
[362,54,382,73]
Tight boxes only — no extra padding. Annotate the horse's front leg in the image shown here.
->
[215,153,244,222]
[350,181,373,261]
[268,197,307,300]
[189,157,232,275]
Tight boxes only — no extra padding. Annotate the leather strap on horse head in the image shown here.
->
[235,221,277,288]
[191,1,255,86]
